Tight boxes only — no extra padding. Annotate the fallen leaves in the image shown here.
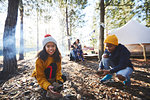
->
[0,57,150,99]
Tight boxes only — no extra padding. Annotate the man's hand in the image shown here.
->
[102,70,110,76]
[102,54,109,58]
[96,68,103,76]
[98,68,103,72]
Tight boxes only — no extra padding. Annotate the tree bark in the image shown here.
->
[19,0,24,60]
[37,3,39,52]
[66,6,71,50]
[99,0,105,60]
[2,0,19,78]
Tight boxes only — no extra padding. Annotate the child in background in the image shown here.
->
[32,34,66,99]
[69,42,78,61]
[98,34,134,86]
[70,45,75,61]
[76,39,84,61]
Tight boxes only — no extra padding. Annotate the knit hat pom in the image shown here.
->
[42,34,57,47]
[44,34,51,37]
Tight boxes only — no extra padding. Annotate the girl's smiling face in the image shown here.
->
[45,42,56,56]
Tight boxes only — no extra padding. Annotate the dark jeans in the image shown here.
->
[70,50,78,61]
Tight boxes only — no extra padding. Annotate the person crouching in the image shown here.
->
[98,34,134,86]
[32,34,66,99]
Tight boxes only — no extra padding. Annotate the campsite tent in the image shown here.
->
[110,19,150,61]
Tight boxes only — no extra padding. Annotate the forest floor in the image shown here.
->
[0,56,150,100]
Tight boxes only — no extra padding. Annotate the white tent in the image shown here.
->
[110,19,150,61]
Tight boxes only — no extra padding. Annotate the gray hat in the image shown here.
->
[42,34,57,47]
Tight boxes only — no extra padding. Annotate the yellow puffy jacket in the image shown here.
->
[32,57,63,90]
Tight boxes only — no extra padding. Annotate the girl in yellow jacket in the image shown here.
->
[32,34,65,98]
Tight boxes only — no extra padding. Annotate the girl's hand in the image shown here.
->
[48,85,62,96]
[48,85,54,91]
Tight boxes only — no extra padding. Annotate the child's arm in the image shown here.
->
[36,59,51,90]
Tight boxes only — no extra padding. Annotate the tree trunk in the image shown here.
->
[19,0,24,60]
[66,6,71,50]
[2,0,19,78]
[99,0,105,60]
[37,4,39,52]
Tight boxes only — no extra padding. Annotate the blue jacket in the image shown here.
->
[101,44,133,73]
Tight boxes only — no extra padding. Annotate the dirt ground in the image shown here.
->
[0,56,150,100]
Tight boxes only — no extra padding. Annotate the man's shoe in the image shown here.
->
[123,79,131,86]
[100,74,112,83]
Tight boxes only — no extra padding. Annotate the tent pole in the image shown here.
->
[140,44,147,61]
